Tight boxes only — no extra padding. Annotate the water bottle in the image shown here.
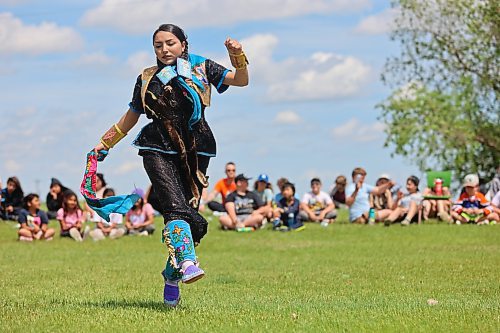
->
[434,178,443,196]
[368,208,376,224]
[287,213,294,228]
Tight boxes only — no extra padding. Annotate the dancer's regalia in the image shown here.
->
[82,49,248,306]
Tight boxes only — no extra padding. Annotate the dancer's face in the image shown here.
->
[154,31,185,65]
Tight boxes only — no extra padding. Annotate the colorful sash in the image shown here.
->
[80,151,140,222]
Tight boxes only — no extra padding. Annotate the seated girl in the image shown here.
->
[1,176,24,221]
[125,190,156,236]
[17,193,55,241]
[89,188,126,241]
[57,190,85,241]
[422,181,452,222]
[385,176,423,226]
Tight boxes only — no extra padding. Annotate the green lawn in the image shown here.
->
[0,211,499,332]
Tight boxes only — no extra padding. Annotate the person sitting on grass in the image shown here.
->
[205,162,237,213]
[345,167,395,224]
[368,174,394,223]
[253,173,274,222]
[298,178,337,227]
[490,191,500,224]
[329,175,348,209]
[89,188,126,241]
[451,174,498,225]
[57,190,86,241]
[384,176,422,226]
[219,174,266,231]
[422,180,452,223]
[272,182,304,231]
[1,176,24,221]
[125,189,156,236]
[17,193,55,242]
[46,178,69,220]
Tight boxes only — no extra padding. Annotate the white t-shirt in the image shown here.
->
[301,191,333,213]
[491,191,500,208]
[399,192,423,209]
[92,212,123,225]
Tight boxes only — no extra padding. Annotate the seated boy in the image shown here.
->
[272,182,304,231]
[451,174,498,225]
[298,178,336,227]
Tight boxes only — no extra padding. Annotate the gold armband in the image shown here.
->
[229,51,249,70]
[100,124,126,149]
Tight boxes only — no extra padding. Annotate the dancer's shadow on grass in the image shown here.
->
[51,299,179,312]
[90,299,175,311]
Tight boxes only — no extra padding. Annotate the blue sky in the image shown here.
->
[0,0,421,198]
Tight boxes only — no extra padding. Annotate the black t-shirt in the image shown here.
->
[129,58,229,156]
[226,191,263,215]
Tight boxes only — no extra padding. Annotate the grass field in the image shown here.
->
[0,211,499,332]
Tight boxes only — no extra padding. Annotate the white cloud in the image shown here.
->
[238,34,372,101]
[126,51,155,75]
[274,111,302,124]
[393,81,424,101]
[0,13,83,55]
[81,0,372,33]
[4,159,22,173]
[0,12,84,55]
[331,118,386,142]
[355,8,399,35]
[269,55,371,101]
[73,52,114,67]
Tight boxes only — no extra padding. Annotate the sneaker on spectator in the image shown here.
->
[139,230,149,236]
[83,225,90,240]
[292,225,306,232]
[259,219,268,230]
[455,220,461,225]
[401,219,410,226]
[69,228,83,241]
[19,236,33,242]
[320,219,329,227]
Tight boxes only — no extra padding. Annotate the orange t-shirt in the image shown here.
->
[214,178,236,203]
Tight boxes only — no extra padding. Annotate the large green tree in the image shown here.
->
[379,0,499,182]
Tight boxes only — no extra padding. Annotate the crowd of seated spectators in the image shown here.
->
[1,165,499,240]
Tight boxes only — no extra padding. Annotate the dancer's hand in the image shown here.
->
[93,142,107,154]
[225,38,243,55]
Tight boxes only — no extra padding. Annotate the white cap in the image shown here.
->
[463,174,479,187]
[378,173,391,181]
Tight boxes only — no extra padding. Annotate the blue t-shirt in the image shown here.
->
[277,197,300,226]
[345,183,375,222]
[18,209,49,227]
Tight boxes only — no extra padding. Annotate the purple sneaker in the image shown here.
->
[163,283,180,307]
[182,265,205,284]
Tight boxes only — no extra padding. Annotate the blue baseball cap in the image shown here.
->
[257,173,269,183]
